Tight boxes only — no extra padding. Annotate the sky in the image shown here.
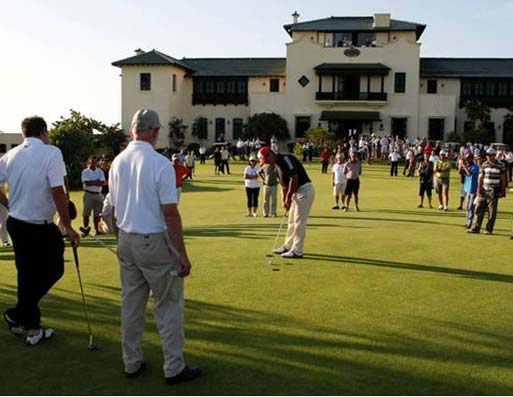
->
[1,0,513,132]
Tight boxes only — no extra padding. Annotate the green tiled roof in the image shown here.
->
[284,17,426,39]
[112,50,194,71]
[182,58,286,77]
[112,51,286,77]
[420,58,513,78]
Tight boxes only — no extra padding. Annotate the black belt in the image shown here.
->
[85,191,100,195]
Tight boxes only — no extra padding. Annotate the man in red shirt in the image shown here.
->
[320,147,331,174]
[172,154,190,204]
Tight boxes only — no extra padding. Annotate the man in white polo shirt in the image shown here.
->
[0,116,79,346]
[109,109,201,384]
[81,155,105,236]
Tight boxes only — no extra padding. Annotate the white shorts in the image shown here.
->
[333,183,346,196]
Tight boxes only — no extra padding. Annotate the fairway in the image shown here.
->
[1,160,513,395]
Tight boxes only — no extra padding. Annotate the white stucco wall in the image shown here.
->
[120,65,188,149]
[285,35,421,138]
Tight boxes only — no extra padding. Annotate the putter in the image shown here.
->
[79,227,117,256]
[266,212,288,266]
[71,242,101,351]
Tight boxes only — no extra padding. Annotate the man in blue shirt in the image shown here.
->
[459,151,479,229]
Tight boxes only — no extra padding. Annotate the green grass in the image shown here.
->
[1,160,513,395]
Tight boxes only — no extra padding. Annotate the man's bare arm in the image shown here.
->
[0,191,8,208]
[51,186,79,243]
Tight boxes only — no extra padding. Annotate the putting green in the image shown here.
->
[1,160,513,395]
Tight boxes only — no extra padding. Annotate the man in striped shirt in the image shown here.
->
[468,148,507,235]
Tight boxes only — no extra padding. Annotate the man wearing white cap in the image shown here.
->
[468,148,507,235]
[258,147,314,258]
[109,109,201,384]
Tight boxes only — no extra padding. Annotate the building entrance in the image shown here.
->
[329,120,362,140]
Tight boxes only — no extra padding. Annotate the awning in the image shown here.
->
[319,111,381,121]
[314,63,390,75]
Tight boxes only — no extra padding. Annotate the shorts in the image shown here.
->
[435,177,450,194]
[345,179,360,196]
[333,183,346,196]
[419,182,433,197]
[83,191,104,217]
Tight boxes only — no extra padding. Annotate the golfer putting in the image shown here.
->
[258,147,315,259]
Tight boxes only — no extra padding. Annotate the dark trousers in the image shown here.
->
[200,154,206,164]
[321,161,329,174]
[403,160,409,175]
[6,217,65,329]
[390,161,398,176]
[246,187,260,208]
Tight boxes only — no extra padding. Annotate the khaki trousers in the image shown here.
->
[471,189,500,233]
[283,182,315,255]
[263,185,278,216]
[117,230,185,378]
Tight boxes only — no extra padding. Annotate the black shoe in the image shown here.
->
[165,366,202,385]
[4,311,24,336]
[125,362,147,379]
[331,205,339,210]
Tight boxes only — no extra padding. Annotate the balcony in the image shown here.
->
[459,95,513,109]
[316,92,387,101]
[192,93,248,106]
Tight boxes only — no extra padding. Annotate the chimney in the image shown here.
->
[374,13,390,28]
[292,11,299,24]
[134,48,145,55]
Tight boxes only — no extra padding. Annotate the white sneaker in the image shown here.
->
[438,205,443,210]
[252,213,257,217]
[245,213,252,217]
[444,206,449,211]
[281,250,303,259]
[25,328,54,346]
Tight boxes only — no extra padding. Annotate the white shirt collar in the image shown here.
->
[129,140,154,150]
[23,137,45,147]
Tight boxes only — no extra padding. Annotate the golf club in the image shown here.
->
[79,227,117,256]
[71,242,102,351]
[265,212,288,266]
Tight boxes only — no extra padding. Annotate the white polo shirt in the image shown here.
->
[0,137,66,222]
[109,140,177,234]
[82,167,105,193]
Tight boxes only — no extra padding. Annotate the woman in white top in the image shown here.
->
[244,157,261,217]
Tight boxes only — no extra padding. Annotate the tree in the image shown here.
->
[95,123,127,156]
[49,110,97,188]
[464,99,491,129]
[503,109,513,148]
[168,118,187,149]
[305,126,336,146]
[245,113,289,142]
[446,131,463,144]
[463,99,494,144]
[191,117,208,140]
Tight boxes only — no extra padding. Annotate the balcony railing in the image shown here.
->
[316,92,387,101]
[193,93,248,106]
[459,95,513,109]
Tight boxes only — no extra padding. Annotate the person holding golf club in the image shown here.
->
[108,109,201,384]
[0,116,80,346]
[258,147,315,259]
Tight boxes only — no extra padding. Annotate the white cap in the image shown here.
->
[131,109,162,134]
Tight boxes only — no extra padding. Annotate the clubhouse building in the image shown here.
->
[112,13,513,149]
